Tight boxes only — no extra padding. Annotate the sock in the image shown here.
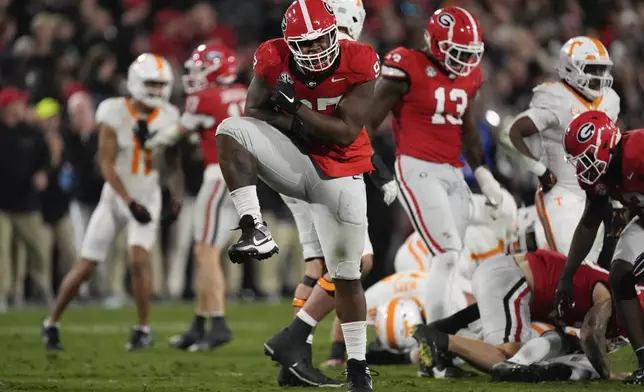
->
[296,309,318,328]
[636,346,644,368]
[137,325,151,333]
[431,304,480,334]
[211,315,228,330]
[509,334,563,365]
[341,321,367,361]
[329,341,346,361]
[43,318,59,328]
[424,250,458,323]
[230,186,261,222]
[290,315,314,341]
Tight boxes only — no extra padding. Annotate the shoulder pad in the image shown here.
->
[95,97,123,127]
[599,88,620,122]
[253,39,285,78]
[343,41,381,81]
[529,82,568,111]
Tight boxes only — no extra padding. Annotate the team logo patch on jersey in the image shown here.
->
[323,1,334,15]
[279,72,293,85]
[437,13,455,28]
[577,122,595,143]
[425,66,436,77]
[307,80,317,88]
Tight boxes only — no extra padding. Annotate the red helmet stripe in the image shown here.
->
[456,7,479,43]
[298,0,314,33]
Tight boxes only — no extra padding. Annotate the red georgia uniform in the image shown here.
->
[528,249,609,326]
[583,130,644,220]
[252,38,377,178]
[184,83,247,166]
[381,47,483,167]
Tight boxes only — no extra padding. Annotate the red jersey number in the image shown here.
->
[431,87,468,125]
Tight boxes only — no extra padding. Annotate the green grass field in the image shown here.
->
[0,301,641,391]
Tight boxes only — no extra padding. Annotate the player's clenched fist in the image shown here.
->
[128,200,152,224]
[270,80,301,115]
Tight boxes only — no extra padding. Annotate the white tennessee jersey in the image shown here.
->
[96,97,180,202]
[523,82,620,193]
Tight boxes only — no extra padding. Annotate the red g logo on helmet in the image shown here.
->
[577,122,595,143]
[437,13,455,28]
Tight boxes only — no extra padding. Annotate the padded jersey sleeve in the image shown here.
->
[381,47,411,81]
[252,39,283,86]
[95,98,120,129]
[601,88,620,122]
[522,84,563,132]
[346,42,381,84]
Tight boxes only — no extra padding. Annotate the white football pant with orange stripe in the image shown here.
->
[535,185,604,262]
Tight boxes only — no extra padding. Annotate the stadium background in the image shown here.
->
[0,0,640,310]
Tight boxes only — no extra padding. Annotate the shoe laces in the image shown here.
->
[342,365,380,377]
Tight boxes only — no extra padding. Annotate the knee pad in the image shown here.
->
[610,260,638,300]
[332,260,362,280]
[317,277,336,297]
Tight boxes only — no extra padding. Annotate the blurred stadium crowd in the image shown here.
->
[0,0,641,311]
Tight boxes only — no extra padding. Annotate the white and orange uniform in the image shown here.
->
[504,37,619,261]
[80,97,180,262]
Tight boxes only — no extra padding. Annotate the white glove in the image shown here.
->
[144,125,181,149]
[179,112,215,131]
[474,166,503,206]
[381,180,398,206]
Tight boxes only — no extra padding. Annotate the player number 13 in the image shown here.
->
[431,87,468,125]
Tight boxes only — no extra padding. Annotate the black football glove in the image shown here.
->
[368,153,397,205]
[270,79,301,115]
[128,200,152,224]
[538,168,557,193]
[161,199,182,225]
[554,274,575,319]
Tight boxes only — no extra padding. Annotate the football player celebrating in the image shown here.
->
[369,7,503,324]
[500,36,619,260]
[42,54,182,351]
[155,44,245,351]
[215,0,379,390]
[556,111,644,384]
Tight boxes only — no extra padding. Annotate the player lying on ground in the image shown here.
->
[146,44,247,351]
[499,36,618,263]
[368,6,504,325]
[42,54,183,351]
[556,110,644,384]
[322,191,518,368]
[413,250,622,380]
[215,0,380,390]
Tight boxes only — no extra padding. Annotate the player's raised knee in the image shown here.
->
[331,260,362,281]
[609,260,637,301]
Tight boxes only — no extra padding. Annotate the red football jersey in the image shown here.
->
[528,250,609,326]
[382,47,483,167]
[582,130,644,220]
[252,38,377,178]
[185,83,247,166]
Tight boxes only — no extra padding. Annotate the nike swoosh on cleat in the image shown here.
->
[252,236,271,246]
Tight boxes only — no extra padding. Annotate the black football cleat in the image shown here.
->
[412,324,450,369]
[228,215,279,263]
[491,361,540,383]
[169,316,205,352]
[42,324,63,351]
[624,366,644,384]
[265,328,342,387]
[125,328,153,351]
[344,359,377,392]
[205,319,233,350]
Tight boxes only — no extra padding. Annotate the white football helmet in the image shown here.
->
[327,0,366,40]
[556,36,613,101]
[374,298,424,352]
[127,53,173,108]
[507,205,545,253]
